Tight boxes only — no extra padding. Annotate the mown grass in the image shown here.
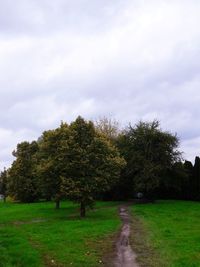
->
[131,200,200,267]
[0,201,121,267]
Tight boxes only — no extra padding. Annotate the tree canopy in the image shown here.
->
[61,116,125,216]
[117,120,181,197]
[36,123,70,208]
[4,116,200,215]
[8,141,39,202]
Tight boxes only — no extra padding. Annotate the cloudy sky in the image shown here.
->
[0,0,200,168]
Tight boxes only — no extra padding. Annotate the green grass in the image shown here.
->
[0,201,121,267]
[132,200,200,267]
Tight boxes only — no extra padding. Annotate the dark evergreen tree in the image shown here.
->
[170,162,187,199]
[193,157,200,200]
[183,160,194,200]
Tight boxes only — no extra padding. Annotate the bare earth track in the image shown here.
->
[114,206,139,267]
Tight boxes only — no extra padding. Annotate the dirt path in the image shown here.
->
[114,206,139,267]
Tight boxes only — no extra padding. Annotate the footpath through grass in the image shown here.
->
[132,200,200,267]
[0,201,121,267]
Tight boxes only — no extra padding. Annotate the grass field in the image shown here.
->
[2,200,200,267]
[0,201,121,267]
[132,200,200,267]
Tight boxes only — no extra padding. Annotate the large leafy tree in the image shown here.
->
[37,122,70,208]
[8,141,39,202]
[118,120,181,197]
[0,168,8,202]
[61,116,125,217]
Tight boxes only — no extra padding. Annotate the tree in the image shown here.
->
[162,162,188,199]
[61,116,125,217]
[117,120,181,198]
[8,141,39,202]
[94,117,120,143]
[183,160,194,200]
[37,122,70,209]
[0,168,8,202]
[193,157,200,200]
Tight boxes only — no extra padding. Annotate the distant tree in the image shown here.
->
[117,120,181,198]
[193,156,200,200]
[184,160,194,200]
[37,122,70,209]
[8,141,39,202]
[184,160,193,177]
[0,168,8,202]
[94,117,120,143]
[61,116,125,217]
[169,162,188,198]
[154,161,190,199]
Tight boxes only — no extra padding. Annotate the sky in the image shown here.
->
[0,0,200,168]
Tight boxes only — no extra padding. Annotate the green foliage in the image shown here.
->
[118,120,181,196]
[36,122,70,206]
[61,116,125,216]
[0,168,8,201]
[35,117,125,215]
[193,156,200,200]
[161,162,188,198]
[6,116,193,205]
[8,141,39,202]
[184,160,194,199]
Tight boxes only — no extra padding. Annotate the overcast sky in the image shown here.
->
[0,0,200,168]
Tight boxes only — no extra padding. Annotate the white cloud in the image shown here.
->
[0,0,200,167]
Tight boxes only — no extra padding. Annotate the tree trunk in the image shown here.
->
[3,196,6,203]
[80,202,86,218]
[55,200,60,209]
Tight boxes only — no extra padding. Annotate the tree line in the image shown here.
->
[0,116,199,216]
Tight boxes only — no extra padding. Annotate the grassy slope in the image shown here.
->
[0,201,120,267]
[132,200,200,267]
